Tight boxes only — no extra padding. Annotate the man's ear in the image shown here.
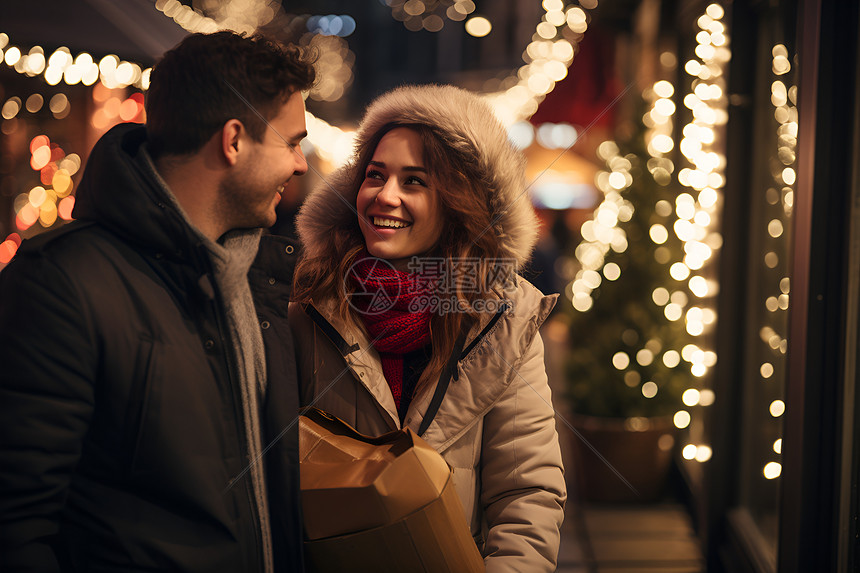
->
[220,119,244,166]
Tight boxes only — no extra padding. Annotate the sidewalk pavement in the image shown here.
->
[556,501,705,572]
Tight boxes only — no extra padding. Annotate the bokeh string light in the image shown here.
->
[0,33,147,252]
[0,34,151,90]
[382,0,475,33]
[675,2,729,465]
[9,134,80,242]
[758,43,797,483]
[568,139,634,314]
[487,1,593,126]
[0,33,95,261]
[381,0,598,126]
[301,33,355,104]
[154,0,280,35]
[642,77,720,442]
[156,2,357,104]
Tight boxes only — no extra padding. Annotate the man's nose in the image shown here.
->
[292,145,308,175]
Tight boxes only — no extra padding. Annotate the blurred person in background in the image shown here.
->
[0,31,313,572]
[291,84,566,572]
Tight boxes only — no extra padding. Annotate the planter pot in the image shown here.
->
[564,414,677,503]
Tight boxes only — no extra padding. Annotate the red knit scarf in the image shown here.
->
[349,254,437,408]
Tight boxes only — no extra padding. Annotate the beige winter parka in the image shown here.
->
[291,85,567,572]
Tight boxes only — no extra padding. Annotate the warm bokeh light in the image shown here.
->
[28,186,47,208]
[16,203,39,230]
[119,98,140,121]
[30,146,52,170]
[682,389,700,406]
[641,381,658,398]
[682,444,698,460]
[39,202,58,227]
[0,240,18,264]
[545,10,565,27]
[4,46,21,66]
[693,445,711,462]
[566,6,587,33]
[465,16,492,37]
[612,352,630,370]
[652,287,670,306]
[763,462,782,479]
[636,349,654,366]
[698,389,715,406]
[58,196,76,221]
[674,410,691,429]
[29,134,49,153]
[659,350,679,368]
[769,399,785,418]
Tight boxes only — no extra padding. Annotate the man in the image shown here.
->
[0,31,313,572]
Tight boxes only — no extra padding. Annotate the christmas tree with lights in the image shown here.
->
[562,92,710,420]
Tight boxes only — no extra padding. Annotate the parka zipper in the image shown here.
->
[196,252,264,573]
[458,303,509,362]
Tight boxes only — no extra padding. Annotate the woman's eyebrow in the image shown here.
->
[368,160,427,172]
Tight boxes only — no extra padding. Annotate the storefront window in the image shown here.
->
[736,3,798,557]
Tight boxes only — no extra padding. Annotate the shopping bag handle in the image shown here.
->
[418,328,468,436]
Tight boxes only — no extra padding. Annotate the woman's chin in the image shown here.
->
[365,242,401,261]
[362,245,414,271]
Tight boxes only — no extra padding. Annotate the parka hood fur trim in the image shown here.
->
[297,84,539,267]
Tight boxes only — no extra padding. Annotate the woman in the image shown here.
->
[290,84,566,571]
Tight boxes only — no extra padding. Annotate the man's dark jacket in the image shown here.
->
[0,124,303,572]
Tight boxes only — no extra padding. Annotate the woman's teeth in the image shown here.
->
[373,217,410,228]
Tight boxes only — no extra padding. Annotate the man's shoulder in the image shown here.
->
[5,221,131,285]
[0,223,102,304]
[16,221,99,258]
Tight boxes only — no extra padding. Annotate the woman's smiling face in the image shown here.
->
[356,127,444,270]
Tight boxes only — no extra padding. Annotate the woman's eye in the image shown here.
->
[405,176,427,186]
[365,169,384,180]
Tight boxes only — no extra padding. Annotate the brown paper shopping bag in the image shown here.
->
[299,407,485,572]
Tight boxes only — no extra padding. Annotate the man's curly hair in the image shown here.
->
[145,31,316,159]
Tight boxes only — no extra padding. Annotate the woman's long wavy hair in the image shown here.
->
[293,122,505,398]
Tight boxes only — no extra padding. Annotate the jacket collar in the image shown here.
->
[305,280,555,442]
[73,123,210,264]
[248,234,302,316]
[308,297,400,426]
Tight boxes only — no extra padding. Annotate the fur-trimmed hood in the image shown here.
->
[296,84,539,266]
